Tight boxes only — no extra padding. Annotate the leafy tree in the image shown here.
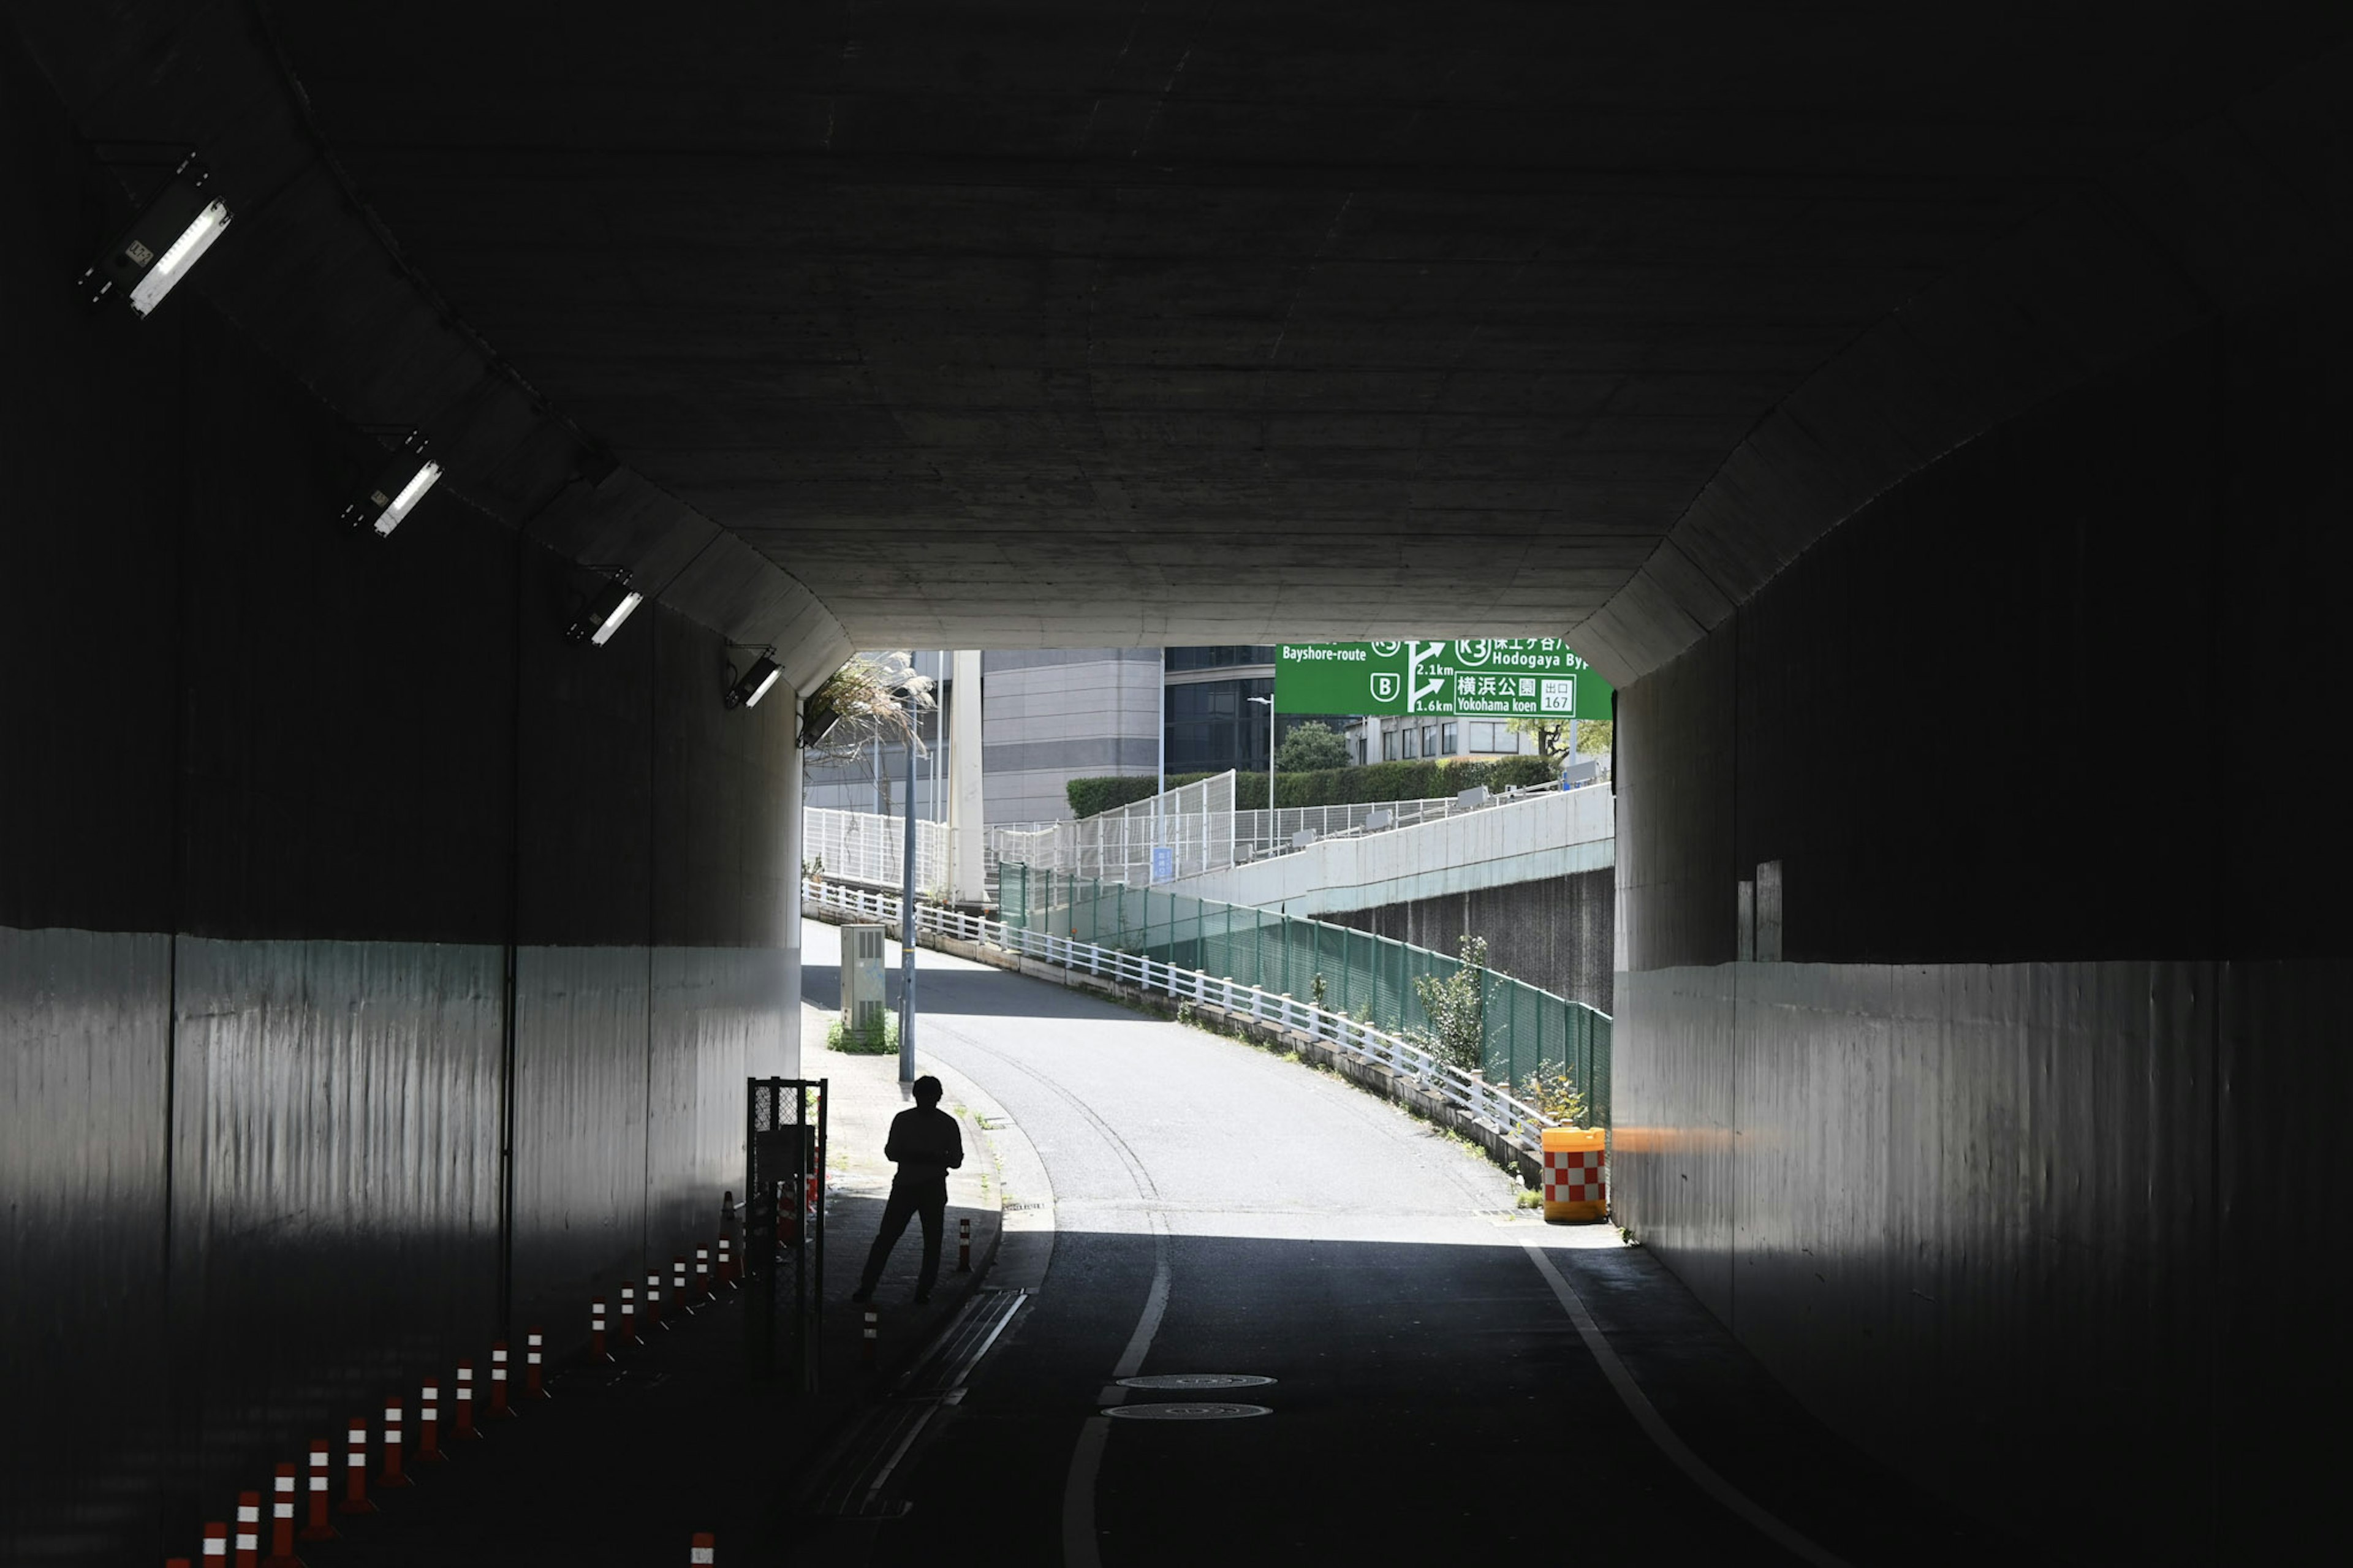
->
[1408,934,1490,1075]
[801,651,932,762]
[1506,715,1568,762]
[1276,721,1351,773]
[1506,715,1612,761]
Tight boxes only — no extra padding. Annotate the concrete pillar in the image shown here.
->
[779,692,805,1078]
[949,650,985,903]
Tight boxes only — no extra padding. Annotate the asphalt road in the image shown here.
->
[795,918,2024,1567]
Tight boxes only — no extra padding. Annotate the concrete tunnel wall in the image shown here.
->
[0,51,800,1562]
[1612,294,2353,1561]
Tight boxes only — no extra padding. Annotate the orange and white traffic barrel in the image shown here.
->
[1540,1125,1607,1222]
[233,1492,260,1567]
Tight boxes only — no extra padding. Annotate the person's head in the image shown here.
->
[912,1075,943,1108]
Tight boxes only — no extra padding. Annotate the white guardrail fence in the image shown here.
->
[802,876,1561,1160]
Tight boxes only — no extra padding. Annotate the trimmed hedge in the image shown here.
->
[1066,756,1557,817]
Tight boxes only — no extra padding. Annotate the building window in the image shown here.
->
[1420,725,1436,758]
[1384,729,1400,762]
[1442,722,1457,755]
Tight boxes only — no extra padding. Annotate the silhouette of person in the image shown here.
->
[852,1075,964,1305]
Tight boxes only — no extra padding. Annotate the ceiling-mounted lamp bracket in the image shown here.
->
[565,564,645,647]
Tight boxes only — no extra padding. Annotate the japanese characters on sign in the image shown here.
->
[1273,639,1612,719]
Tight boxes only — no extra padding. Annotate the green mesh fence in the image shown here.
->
[997,863,1610,1126]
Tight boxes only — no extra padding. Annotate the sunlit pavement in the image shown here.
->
[789,920,2029,1567]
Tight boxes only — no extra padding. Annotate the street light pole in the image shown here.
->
[898,696,920,1089]
[1248,693,1275,854]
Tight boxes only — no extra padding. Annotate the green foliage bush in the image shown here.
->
[1275,721,1351,773]
[827,1013,898,1055]
[1066,754,1558,817]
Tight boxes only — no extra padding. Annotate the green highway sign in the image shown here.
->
[1274,639,1612,719]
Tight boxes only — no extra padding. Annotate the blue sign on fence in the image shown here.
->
[1151,845,1176,883]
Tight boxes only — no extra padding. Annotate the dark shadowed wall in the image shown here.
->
[1327,868,1614,1014]
[1613,300,2352,1561]
[0,37,795,1564]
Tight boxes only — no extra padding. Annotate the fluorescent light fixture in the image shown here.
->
[726,651,782,710]
[567,570,643,646]
[343,434,442,537]
[84,157,233,317]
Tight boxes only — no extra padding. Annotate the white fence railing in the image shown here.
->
[979,773,1601,884]
[805,807,951,894]
[802,876,1559,1159]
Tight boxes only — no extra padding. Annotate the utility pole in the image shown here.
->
[898,694,919,1089]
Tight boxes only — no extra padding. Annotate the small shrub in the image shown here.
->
[827,1013,898,1055]
[1405,934,1489,1074]
[1517,1061,1589,1126]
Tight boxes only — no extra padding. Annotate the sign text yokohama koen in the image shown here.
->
[1273,640,1612,719]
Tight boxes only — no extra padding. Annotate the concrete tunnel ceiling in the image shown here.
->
[178,6,2353,672]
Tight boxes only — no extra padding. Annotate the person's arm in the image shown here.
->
[947,1115,964,1170]
[884,1110,905,1165]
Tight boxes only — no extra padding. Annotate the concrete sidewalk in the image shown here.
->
[310,1012,1009,1565]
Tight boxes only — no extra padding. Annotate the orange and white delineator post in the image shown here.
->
[415,1382,444,1464]
[958,1218,972,1272]
[861,1308,878,1368]
[689,1530,716,1564]
[591,1298,612,1362]
[716,1235,735,1288]
[1540,1125,1608,1222]
[299,1440,336,1541]
[379,1403,411,1488]
[621,1284,642,1344]
[452,1363,480,1439]
[694,1247,711,1301]
[200,1521,227,1562]
[262,1464,303,1567]
[487,1343,515,1419]
[233,1491,260,1568]
[338,1419,375,1514]
[672,1256,695,1316]
[645,1270,665,1333]
[523,1328,548,1399]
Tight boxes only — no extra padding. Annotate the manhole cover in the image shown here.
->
[1104,1403,1271,1421]
[1116,1374,1276,1390]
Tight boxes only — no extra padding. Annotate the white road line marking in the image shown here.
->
[1517,1239,1851,1568]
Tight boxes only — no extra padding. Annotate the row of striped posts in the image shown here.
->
[160,1225,743,1564]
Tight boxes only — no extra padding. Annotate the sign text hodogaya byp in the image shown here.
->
[1273,640,1612,719]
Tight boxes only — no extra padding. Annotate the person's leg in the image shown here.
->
[858,1187,917,1295]
[914,1195,944,1296]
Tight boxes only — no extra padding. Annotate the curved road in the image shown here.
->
[798,919,2017,1567]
